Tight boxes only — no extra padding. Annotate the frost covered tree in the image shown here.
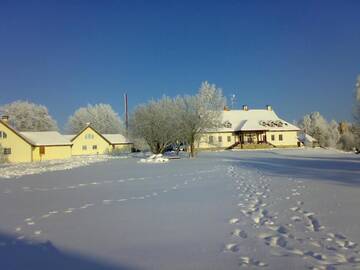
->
[353,75,360,148]
[298,112,340,148]
[0,101,58,131]
[66,104,124,134]
[328,120,341,148]
[338,131,357,151]
[129,97,181,154]
[176,81,226,157]
[129,81,226,156]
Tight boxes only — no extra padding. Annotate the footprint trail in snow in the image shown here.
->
[224,164,360,269]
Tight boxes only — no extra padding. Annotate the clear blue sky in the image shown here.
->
[1,0,359,128]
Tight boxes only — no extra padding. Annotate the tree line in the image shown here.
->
[0,81,225,158]
[1,77,360,160]
[297,76,360,151]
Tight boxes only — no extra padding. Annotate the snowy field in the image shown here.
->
[0,148,360,270]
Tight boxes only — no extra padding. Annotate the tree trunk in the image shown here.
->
[190,142,195,158]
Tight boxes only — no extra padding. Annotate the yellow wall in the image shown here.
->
[71,127,111,155]
[0,122,32,163]
[112,144,132,152]
[197,130,299,149]
[266,131,299,147]
[197,132,237,149]
[31,145,72,161]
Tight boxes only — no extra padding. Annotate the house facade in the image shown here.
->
[197,105,300,150]
[67,124,132,156]
[20,131,72,161]
[67,125,111,156]
[0,118,33,162]
[1,117,132,163]
[0,117,72,162]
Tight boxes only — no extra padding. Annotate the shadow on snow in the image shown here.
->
[0,231,139,270]
[206,151,360,187]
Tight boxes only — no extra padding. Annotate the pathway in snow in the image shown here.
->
[224,161,360,269]
[9,168,219,239]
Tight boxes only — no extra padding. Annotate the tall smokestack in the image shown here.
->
[124,93,128,132]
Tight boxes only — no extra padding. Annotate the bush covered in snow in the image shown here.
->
[0,100,58,131]
[66,104,124,134]
[139,154,169,163]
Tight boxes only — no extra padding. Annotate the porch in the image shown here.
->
[227,131,274,150]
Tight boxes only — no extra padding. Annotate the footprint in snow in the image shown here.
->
[102,200,113,204]
[224,243,239,252]
[229,218,239,224]
[239,256,268,267]
[232,228,247,239]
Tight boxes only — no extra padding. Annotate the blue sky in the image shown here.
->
[1,0,359,128]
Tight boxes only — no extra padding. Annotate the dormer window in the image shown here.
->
[223,121,232,128]
[258,120,285,128]
[259,121,267,126]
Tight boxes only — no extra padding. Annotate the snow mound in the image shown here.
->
[139,154,169,163]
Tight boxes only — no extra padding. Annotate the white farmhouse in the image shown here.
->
[197,105,300,150]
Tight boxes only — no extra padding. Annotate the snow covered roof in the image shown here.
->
[63,134,76,140]
[20,131,72,146]
[69,125,110,143]
[213,109,300,132]
[102,134,131,144]
[298,133,318,143]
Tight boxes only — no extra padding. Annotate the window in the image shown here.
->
[223,121,232,128]
[40,146,45,155]
[82,145,87,151]
[271,135,275,141]
[85,134,94,140]
[0,131,7,139]
[92,145,97,150]
[227,136,231,142]
[3,148,11,155]
[209,136,213,144]
[218,136,222,143]
[279,134,283,141]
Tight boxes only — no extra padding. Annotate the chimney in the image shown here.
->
[1,115,9,123]
[224,106,230,111]
[266,105,272,111]
[242,105,249,111]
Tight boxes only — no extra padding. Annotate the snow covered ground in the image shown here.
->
[0,155,128,179]
[0,148,359,270]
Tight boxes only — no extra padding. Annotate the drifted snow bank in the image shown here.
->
[0,155,127,179]
[139,154,169,163]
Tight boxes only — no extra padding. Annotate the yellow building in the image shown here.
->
[102,134,133,152]
[197,105,300,150]
[0,117,72,163]
[67,124,132,155]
